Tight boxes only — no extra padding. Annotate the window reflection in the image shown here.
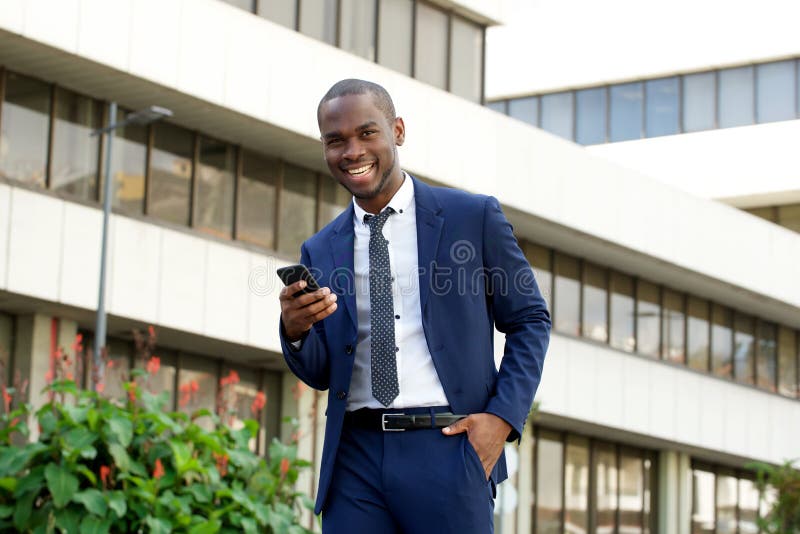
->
[378,0,413,76]
[619,451,644,534]
[564,437,589,533]
[509,96,539,127]
[687,297,710,372]
[711,304,734,378]
[682,72,716,132]
[178,355,218,430]
[576,87,607,145]
[719,66,754,128]
[414,3,449,90]
[150,122,193,226]
[0,72,50,187]
[536,431,563,534]
[756,322,777,392]
[691,469,715,534]
[554,254,580,336]
[319,178,351,229]
[449,16,483,103]
[582,263,608,342]
[257,0,296,29]
[756,60,796,123]
[278,164,317,257]
[238,150,278,249]
[524,243,552,313]
[610,82,643,142]
[486,100,507,114]
[738,478,759,534]
[299,0,337,45]
[340,0,376,61]
[777,327,798,398]
[662,289,685,364]
[107,109,147,213]
[541,92,574,140]
[610,272,635,352]
[636,280,660,358]
[196,137,235,238]
[101,338,132,401]
[716,473,738,534]
[733,314,755,385]
[51,87,102,200]
[595,443,618,534]
[645,77,679,137]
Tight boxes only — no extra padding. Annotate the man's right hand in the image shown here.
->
[280,281,338,341]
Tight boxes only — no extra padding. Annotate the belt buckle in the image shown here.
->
[381,413,406,432]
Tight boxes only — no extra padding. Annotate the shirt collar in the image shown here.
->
[352,172,414,226]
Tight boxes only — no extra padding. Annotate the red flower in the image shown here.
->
[146,356,160,375]
[148,325,156,338]
[100,465,111,488]
[250,391,267,415]
[71,333,84,353]
[153,458,165,479]
[2,385,11,413]
[280,457,290,478]
[214,452,229,477]
[96,383,105,394]
[106,359,114,369]
[44,369,54,383]
[292,380,307,401]
[190,380,199,393]
[127,382,137,403]
[220,370,240,387]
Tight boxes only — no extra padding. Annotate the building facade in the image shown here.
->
[0,1,798,533]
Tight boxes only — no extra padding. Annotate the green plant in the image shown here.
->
[0,337,314,534]
[749,459,800,534]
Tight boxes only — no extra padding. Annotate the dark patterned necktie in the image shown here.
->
[364,208,398,406]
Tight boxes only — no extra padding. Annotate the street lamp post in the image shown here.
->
[90,103,172,386]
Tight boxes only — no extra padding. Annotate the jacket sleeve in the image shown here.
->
[279,242,331,391]
[481,196,551,442]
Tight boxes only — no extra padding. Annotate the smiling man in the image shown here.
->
[279,79,551,533]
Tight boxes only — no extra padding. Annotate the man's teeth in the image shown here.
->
[347,164,373,176]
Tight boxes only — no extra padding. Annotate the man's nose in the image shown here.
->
[343,138,366,160]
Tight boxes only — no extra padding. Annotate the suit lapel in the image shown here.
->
[412,177,443,313]
[330,204,358,331]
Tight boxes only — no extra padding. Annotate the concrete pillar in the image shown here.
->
[515,428,535,534]
[658,450,693,534]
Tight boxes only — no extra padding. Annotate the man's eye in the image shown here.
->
[361,130,376,136]
[326,139,342,146]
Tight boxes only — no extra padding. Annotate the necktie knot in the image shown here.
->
[364,207,394,234]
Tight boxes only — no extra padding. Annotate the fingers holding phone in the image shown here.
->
[278,265,337,341]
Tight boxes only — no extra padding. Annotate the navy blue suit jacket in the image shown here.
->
[280,176,551,514]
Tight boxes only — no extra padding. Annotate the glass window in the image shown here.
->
[610,272,635,352]
[716,473,738,534]
[508,96,538,127]
[486,100,507,114]
[719,66,754,128]
[238,150,278,249]
[636,280,660,358]
[319,177,351,228]
[220,365,260,451]
[524,243,552,313]
[645,77,679,137]
[643,454,655,534]
[540,91,574,140]
[339,0,376,61]
[756,60,796,123]
[221,0,254,11]
[536,431,563,534]
[259,371,283,454]
[687,297,710,372]
[619,451,644,534]
[738,478,759,534]
[50,87,102,200]
[449,16,483,103]
[610,82,643,142]
[414,3,448,90]
[149,122,193,226]
[777,203,800,233]
[144,349,177,410]
[178,355,218,430]
[564,437,589,533]
[576,87,607,145]
[0,71,51,187]
[0,313,13,409]
[377,0,413,76]
[662,289,685,364]
[582,263,608,342]
[101,338,132,401]
[691,469,715,534]
[777,327,798,398]
[711,304,734,378]
[278,164,317,257]
[745,205,776,223]
[733,314,755,385]
[106,108,147,213]
[595,442,618,534]
[257,0,296,29]
[195,137,235,238]
[554,254,580,336]
[682,72,716,132]
[756,322,777,392]
[299,0,337,45]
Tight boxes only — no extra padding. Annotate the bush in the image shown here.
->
[0,347,314,533]
[749,459,800,534]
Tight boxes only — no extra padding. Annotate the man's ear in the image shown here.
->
[394,116,405,146]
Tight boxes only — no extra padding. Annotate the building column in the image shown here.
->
[658,450,693,534]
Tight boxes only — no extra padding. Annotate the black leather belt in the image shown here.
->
[344,409,466,432]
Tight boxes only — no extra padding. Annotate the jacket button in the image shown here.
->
[336,391,347,400]
[345,344,353,354]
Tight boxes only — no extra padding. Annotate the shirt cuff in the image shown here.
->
[289,338,303,351]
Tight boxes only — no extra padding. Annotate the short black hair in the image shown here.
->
[317,79,396,125]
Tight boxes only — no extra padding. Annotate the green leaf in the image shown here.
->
[12,465,44,497]
[0,447,30,476]
[144,516,172,534]
[72,489,107,516]
[240,517,257,534]
[107,491,126,518]
[108,443,131,472]
[45,463,79,508]
[0,505,12,519]
[0,477,16,492]
[13,489,35,529]
[38,410,58,435]
[63,404,88,424]
[184,484,212,503]
[55,507,82,533]
[79,515,111,534]
[75,465,97,486]
[169,440,192,474]
[86,408,99,431]
[188,518,221,534]
[63,427,96,451]
[105,416,133,447]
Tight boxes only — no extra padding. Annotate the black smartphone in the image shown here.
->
[276,264,322,297]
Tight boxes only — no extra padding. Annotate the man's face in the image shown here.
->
[318,93,405,208]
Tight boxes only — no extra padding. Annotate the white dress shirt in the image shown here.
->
[348,174,448,410]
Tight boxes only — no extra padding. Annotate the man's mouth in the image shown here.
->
[345,162,375,177]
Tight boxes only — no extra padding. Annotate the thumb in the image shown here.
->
[442,416,470,436]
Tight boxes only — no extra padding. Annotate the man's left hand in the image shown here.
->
[442,413,512,480]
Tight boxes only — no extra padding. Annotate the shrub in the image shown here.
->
[750,459,800,534]
[0,343,314,534]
